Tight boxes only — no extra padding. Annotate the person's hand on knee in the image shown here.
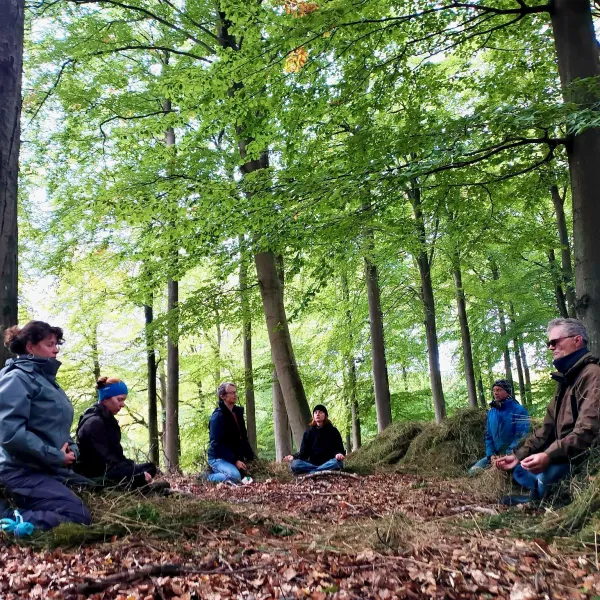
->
[282,455,293,462]
[144,472,153,483]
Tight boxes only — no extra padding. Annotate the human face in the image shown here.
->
[103,394,126,415]
[222,385,238,407]
[313,409,326,426]
[492,386,509,402]
[547,326,583,360]
[25,335,60,359]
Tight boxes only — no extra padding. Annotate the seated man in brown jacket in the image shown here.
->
[496,318,600,505]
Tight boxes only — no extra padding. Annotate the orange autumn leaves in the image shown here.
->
[276,0,319,73]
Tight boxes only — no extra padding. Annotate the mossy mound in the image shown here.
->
[345,421,424,474]
[400,409,486,476]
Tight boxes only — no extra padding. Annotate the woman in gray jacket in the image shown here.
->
[0,321,91,530]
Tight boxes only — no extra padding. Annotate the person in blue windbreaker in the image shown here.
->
[468,379,530,476]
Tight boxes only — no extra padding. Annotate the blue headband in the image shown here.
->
[97,381,128,402]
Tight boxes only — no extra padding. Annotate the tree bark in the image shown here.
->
[145,302,159,465]
[0,0,24,366]
[364,254,392,431]
[165,278,180,472]
[519,342,532,406]
[272,369,292,460]
[550,0,600,353]
[452,257,478,408]
[409,185,445,423]
[490,261,513,384]
[548,249,569,318]
[476,371,487,408]
[255,251,311,446]
[508,305,526,404]
[239,236,256,452]
[551,185,577,317]
[90,324,101,381]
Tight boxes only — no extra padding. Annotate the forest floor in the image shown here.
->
[1,471,600,599]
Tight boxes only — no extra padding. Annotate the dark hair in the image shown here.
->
[96,376,122,390]
[4,321,64,355]
[309,416,330,427]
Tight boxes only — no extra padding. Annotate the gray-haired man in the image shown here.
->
[496,318,600,504]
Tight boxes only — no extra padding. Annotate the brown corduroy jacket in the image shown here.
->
[514,352,600,464]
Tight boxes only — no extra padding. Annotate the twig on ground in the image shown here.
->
[449,505,498,515]
[298,471,360,481]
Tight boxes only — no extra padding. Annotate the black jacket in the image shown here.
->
[208,400,255,464]
[75,404,134,477]
[294,421,345,466]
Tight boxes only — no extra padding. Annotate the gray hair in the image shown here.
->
[217,381,236,400]
[547,318,588,342]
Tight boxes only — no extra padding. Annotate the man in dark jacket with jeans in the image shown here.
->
[497,318,600,504]
[205,382,255,483]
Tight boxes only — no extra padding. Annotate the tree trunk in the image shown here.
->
[519,343,532,406]
[272,369,292,460]
[409,185,445,423]
[158,357,167,454]
[551,185,577,317]
[476,371,486,408]
[364,254,392,431]
[145,302,159,465]
[550,0,600,353]
[452,257,478,408]
[348,357,361,450]
[490,261,513,383]
[255,251,311,446]
[90,324,101,381]
[0,0,23,366]
[239,236,256,452]
[508,305,526,403]
[213,315,221,387]
[548,249,569,318]
[165,279,180,472]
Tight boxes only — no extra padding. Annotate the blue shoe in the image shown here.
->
[499,494,534,506]
[1,510,34,537]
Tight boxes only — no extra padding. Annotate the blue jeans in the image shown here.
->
[207,458,241,483]
[513,462,571,498]
[0,468,91,531]
[290,458,343,475]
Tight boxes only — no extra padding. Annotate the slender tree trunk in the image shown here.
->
[409,185,445,422]
[550,1,600,353]
[255,251,311,446]
[452,257,477,408]
[348,358,361,450]
[364,254,392,431]
[239,236,256,452]
[548,249,569,318]
[0,0,24,366]
[145,302,159,465]
[490,261,513,383]
[508,305,526,403]
[551,185,577,317]
[90,324,101,381]
[165,279,180,472]
[519,343,532,406]
[476,371,486,408]
[213,315,221,387]
[272,369,292,460]
[158,357,167,453]
[402,365,409,392]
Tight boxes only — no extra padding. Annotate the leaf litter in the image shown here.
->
[1,472,599,599]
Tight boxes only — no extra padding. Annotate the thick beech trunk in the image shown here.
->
[0,0,23,366]
[551,185,577,317]
[551,1,600,353]
[145,302,159,465]
[255,251,311,446]
[410,186,445,423]
[452,258,477,408]
[239,237,256,452]
[364,255,392,431]
[548,249,569,318]
[272,370,293,460]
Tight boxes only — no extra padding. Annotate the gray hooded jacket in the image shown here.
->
[0,356,79,475]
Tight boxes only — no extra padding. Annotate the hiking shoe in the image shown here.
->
[499,494,535,506]
[196,470,211,481]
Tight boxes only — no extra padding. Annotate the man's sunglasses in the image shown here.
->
[547,335,576,349]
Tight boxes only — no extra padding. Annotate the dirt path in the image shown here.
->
[1,473,599,599]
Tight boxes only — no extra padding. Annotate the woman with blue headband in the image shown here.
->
[75,376,157,488]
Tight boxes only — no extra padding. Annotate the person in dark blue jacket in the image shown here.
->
[283,405,345,474]
[204,382,256,483]
[468,379,530,476]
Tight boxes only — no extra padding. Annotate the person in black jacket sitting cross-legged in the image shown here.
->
[75,377,157,489]
[205,382,256,483]
[283,405,345,474]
